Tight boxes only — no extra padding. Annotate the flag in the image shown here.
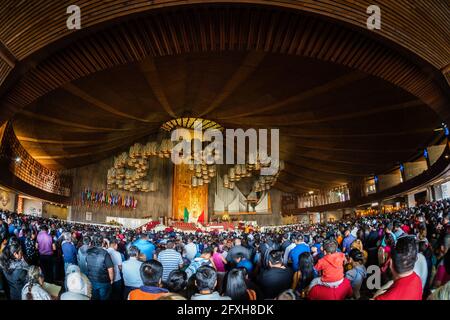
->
[198,210,205,224]
[183,207,189,222]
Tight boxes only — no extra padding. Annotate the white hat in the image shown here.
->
[66,272,91,298]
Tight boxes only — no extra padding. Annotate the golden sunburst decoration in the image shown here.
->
[160,117,224,132]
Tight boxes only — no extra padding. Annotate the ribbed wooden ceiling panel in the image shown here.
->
[0,0,448,68]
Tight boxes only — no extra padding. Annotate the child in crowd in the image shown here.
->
[314,239,346,283]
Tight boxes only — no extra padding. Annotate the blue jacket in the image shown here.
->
[289,243,310,272]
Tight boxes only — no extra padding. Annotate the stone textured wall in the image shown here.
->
[69,157,173,224]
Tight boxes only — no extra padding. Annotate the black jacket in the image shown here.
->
[2,262,28,300]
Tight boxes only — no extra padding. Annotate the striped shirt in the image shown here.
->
[158,249,183,282]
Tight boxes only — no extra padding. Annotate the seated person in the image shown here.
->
[128,260,169,300]
[374,236,422,300]
[190,266,231,300]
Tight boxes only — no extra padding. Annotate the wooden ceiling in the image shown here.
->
[11,52,440,192]
[1,2,449,194]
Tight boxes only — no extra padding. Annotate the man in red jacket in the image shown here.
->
[375,236,422,300]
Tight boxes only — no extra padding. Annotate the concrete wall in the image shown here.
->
[378,172,401,191]
[69,156,173,224]
[404,160,428,181]
[428,144,446,166]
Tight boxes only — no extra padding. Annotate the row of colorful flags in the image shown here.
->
[79,188,138,209]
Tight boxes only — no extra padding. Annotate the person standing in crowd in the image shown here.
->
[21,266,51,300]
[258,250,293,299]
[158,241,183,284]
[0,242,29,300]
[36,225,54,283]
[122,245,143,298]
[61,232,77,273]
[226,238,251,264]
[289,234,310,272]
[211,243,227,289]
[292,252,317,298]
[283,234,296,265]
[374,236,423,300]
[345,249,367,299]
[107,237,123,300]
[342,229,356,253]
[185,247,214,279]
[184,237,198,262]
[77,236,91,275]
[190,266,231,300]
[85,235,114,300]
[132,233,155,261]
[224,268,256,300]
[233,253,253,275]
[165,270,188,298]
[433,237,450,289]
[393,221,405,239]
[414,242,428,293]
[23,229,38,266]
[128,260,169,300]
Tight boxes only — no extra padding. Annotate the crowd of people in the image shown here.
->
[0,199,449,301]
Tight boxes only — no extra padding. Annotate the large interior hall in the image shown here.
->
[0,1,449,303]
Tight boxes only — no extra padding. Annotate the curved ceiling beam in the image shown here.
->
[282,142,416,154]
[219,72,367,119]
[281,127,436,138]
[199,51,266,116]
[140,57,177,118]
[31,129,153,160]
[289,154,381,167]
[285,160,371,177]
[280,170,342,188]
[17,127,156,149]
[17,110,134,132]
[62,83,159,123]
[224,99,424,126]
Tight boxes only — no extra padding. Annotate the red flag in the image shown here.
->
[198,210,205,224]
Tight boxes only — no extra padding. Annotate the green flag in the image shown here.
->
[183,207,189,222]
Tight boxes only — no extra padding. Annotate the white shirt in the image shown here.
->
[184,242,197,261]
[414,252,428,290]
[107,248,122,282]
